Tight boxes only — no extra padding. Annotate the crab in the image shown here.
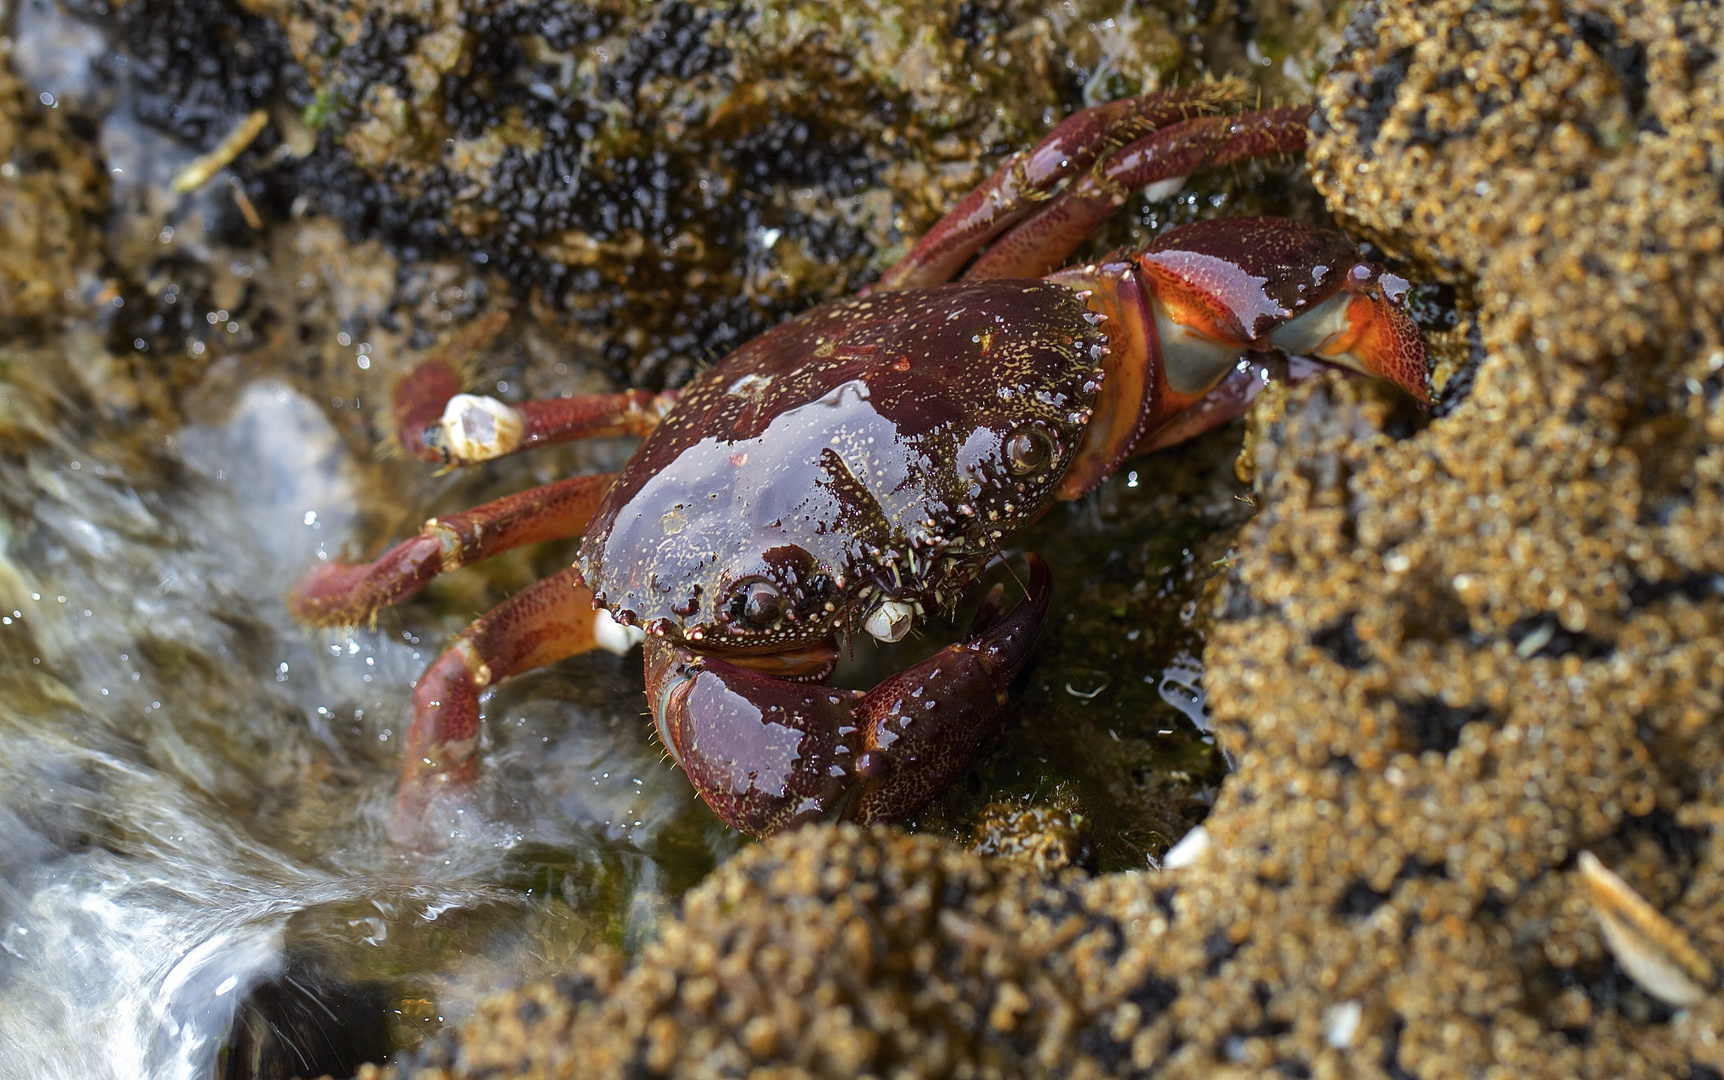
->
[289,87,1429,847]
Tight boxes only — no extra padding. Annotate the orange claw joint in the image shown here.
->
[1128,218,1431,407]
[1130,217,1430,407]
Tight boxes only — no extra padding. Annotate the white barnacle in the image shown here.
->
[440,394,525,463]
[864,599,915,643]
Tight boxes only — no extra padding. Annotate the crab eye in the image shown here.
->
[1005,423,1055,476]
[730,579,783,630]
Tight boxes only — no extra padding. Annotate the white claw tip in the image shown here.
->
[864,600,915,643]
[1139,174,1191,202]
[593,607,646,655]
[440,394,524,463]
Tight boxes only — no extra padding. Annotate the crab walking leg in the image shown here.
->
[965,106,1312,281]
[870,85,1236,292]
[290,473,616,626]
[391,565,606,847]
[392,359,678,466]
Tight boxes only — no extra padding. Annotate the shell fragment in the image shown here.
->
[1577,850,1715,1008]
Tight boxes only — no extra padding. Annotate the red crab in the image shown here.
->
[289,88,1429,847]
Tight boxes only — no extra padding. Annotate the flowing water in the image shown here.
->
[0,10,737,1049]
[0,365,738,1078]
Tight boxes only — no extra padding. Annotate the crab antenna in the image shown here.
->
[984,532,1031,599]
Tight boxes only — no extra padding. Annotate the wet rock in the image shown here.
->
[0,8,105,334]
[969,781,1091,874]
[14,0,1720,1073]
[393,2,1724,1077]
[390,824,1184,1079]
[79,0,1342,391]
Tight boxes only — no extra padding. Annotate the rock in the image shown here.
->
[0,17,105,334]
[392,824,1180,1079]
[230,0,1188,389]
[7,0,1721,1074]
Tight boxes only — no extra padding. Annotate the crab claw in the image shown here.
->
[1266,272,1430,406]
[1129,217,1431,406]
[848,554,1051,825]
[646,642,862,838]
[646,555,1053,838]
[1051,217,1432,498]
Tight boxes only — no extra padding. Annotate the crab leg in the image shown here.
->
[392,359,678,466]
[289,473,616,626]
[870,86,1235,292]
[391,564,607,848]
[965,105,1312,280]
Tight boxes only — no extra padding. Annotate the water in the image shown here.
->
[0,363,727,1078]
[0,6,731,1045]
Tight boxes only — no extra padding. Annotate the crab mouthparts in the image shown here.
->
[864,600,915,643]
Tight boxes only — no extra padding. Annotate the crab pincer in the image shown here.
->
[646,556,1051,838]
